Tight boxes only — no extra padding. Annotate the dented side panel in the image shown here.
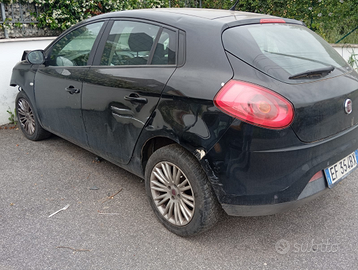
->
[10,60,37,104]
[81,66,177,165]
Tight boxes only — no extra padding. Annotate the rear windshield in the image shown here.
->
[223,24,350,82]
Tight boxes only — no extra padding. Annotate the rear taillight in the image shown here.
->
[214,80,294,129]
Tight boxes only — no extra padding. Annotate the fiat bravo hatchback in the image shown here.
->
[10,8,358,236]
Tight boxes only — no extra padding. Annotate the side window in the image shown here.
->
[49,22,104,67]
[152,28,177,65]
[100,21,176,66]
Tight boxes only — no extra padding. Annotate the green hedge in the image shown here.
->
[2,0,357,43]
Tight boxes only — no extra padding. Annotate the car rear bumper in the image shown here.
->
[204,119,358,216]
[221,176,329,216]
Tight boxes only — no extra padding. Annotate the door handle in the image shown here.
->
[65,85,80,94]
[124,93,148,104]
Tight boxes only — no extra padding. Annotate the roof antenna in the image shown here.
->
[229,0,240,11]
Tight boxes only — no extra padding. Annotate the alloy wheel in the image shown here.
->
[17,98,36,135]
[150,161,195,226]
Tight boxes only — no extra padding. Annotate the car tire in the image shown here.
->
[15,91,51,141]
[145,144,221,236]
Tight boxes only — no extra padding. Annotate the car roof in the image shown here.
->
[88,8,302,29]
[118,8,265,20]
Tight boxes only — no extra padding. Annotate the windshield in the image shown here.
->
[223,24,350,82]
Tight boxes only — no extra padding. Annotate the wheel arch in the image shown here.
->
[10,61,37,109]
[141,136,177,174]
[139,134,216,183]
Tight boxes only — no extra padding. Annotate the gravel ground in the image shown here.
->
[1,127,358,269]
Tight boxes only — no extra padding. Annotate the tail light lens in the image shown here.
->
[214,80,294,129]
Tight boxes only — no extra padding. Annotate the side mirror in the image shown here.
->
[26,50,45,65]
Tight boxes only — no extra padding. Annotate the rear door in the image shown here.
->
[81,20,178,164]
[34,21,105,145]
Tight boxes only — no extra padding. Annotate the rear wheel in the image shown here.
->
[145,144,221,236]
[16,91,50,141]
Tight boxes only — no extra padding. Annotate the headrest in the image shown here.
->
[128,32,153,52]
[152,43,165,64]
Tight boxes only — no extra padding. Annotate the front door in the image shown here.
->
[34,22,105,145]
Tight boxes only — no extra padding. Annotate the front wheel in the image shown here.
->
[145,144,221,236]
[16,91,50,141]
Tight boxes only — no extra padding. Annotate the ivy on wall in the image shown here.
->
[1,0,357,43]
[2,0,166,30]
[0,0,165,34]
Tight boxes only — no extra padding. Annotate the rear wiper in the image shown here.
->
[288,66,335,80]
[265,50,335,68]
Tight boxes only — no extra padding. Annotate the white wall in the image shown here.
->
[333,44,358,70]
[0,38,357,125]
[0,37,54,125]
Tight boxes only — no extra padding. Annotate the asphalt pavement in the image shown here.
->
[1,127,358,269]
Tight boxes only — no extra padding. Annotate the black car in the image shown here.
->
[10,8,358,236]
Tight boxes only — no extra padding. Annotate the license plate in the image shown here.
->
[324,150,358,188]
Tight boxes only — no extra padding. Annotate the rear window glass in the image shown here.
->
[100,21,176,66]
[223,24,350,82]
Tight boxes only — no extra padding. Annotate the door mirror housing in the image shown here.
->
[26,50,45,65]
